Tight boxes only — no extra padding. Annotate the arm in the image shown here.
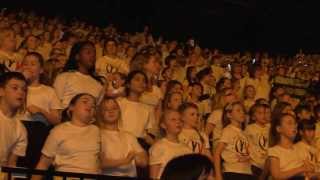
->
[149,164,162,180]
[100,151,135,169]
[31,154,54,180]
[135,151,148,167]
[259,158,270,180]
[7,153,18,167]
[205,123,215,136]
[214,142,226,180]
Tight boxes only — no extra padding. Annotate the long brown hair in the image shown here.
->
[269,113,296,147]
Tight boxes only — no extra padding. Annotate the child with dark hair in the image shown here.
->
[53,41,104,108]
[161,154,214,180]
[268,114,314,180]
[295,105,312,122]
[196,67,216,98]
[33,93,100,179]
[0,72,28,172]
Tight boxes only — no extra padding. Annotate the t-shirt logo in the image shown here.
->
[309,151,316,163]
[235,137,249,156]
[105,64,118,73]
[258,134,268,151]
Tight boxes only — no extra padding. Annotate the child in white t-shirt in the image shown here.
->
[149,110,192,179]
[206,88,237,150]
[53,41,104,108]
[245,103,270,179]
[33,93,101,180]
[97,97,148,177]
[21,52,62,124]
[117,70,156,149]
[295,120,319,176]
[178,102,212,159]
[214,102,253,180]
[268,114,314,180]
[0,72,28,168]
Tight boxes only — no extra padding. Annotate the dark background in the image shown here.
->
[1,0,320,54]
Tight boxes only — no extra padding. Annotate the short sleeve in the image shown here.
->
[149,143,165,165]
[53,74,66,102]
[267,147,280,159]
[127,133,144,153]
[219,128,232,144]
[41,129,60,158]
[146,106,156,131]
[207,110,220,125]
[12,121,28,156]
[49,88,63,110]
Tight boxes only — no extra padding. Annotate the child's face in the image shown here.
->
[191,85,202,97]
[182,107,199,128]
[102,100,120,124]
[21,55,43,80]
[70,95,96,124]
[245,86,256,99]
[300,129,315,144]
[229,104,246,124]
[144,56,161,76]
[161,111,183,135]
[277,115,297,140]
[0,79,26,109]
[298,110,312,120]
[1,30,16,51]
[129,73,146,94]
[254,107,267,124]
[170,84,183,94]
[265,108,271,122]
[168,93,182,110]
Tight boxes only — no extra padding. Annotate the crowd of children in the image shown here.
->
[1,9,320,180]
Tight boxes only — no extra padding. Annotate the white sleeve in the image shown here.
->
[146,106,156,131]
[41,129,60,158]
[267,147,280,159]
[207,110,219,125]
[12,121,28,156]
[49,88,63,110]
[127,134,144,153]
[149,143,165,165]
[53,74,66,103]
[219,128,232,144]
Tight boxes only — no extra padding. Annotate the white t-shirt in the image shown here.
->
[294,141,318,165]
[207,109,223,142]
[18,85,62,122]
[95,55,129,78]
[178,128,210,153]
[219,124,252,175]
[117,98,155,138]
[149,138,192,179]
[42,122,101,174]
[53,71,104,108]
[268,145,304,172]
[101,129,144,177]
[0,110,27,166]
[140,85,163,107]
[245,123,270,168]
